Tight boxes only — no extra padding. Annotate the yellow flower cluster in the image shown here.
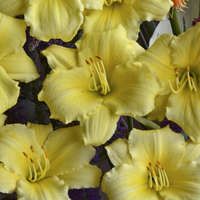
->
[0,0,199,200]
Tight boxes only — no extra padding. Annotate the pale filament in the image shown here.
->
[104,0,122,6]
[85,56,111,95]
[22,146,50,183]
[169,66,198,94]
[147,161,170,192]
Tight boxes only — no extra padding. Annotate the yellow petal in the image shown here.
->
[104,63,160,117]
[105,138,132,167]
[171,23,200,70]
[38,69,102,123]
[128,127,185,168]
[82,105,119,146]
[147,94,169,121]
[60,165,101,188]
[0,67,19,114]
[84,4,140,40]
[82,0,104,9]
[0,49,39,82]
[44,126,95,176]
[0,0,27,16]
[27,123,53,146]
[167,90,200,143]
[137,34,174,92]
[42,45,79,70]
[0,124,42,177]
[0,114,7,126]
[0,164,17,193]
[102,164,158,200]
[133,0,172,21]
[0,13,26,59]
[182,142,200,163]
[17,176,67,200]
[78,25,144,74]
[25,0,84,41]
[160,164,200,200]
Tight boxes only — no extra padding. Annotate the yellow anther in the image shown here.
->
[147,161,169,191]
[169,67,198,93]
[22,149,49,183]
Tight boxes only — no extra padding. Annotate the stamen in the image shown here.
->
[169,67,198,93]
[147,161,169,191]
[86,56,111,95]
[104,0,122,6]
[22,149,49,183]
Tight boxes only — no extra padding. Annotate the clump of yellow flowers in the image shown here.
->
[0,0,200,200]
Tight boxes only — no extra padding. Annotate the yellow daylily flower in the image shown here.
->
[102,127,200,200]
[39,26,160,145]
[0,0,27,17]
[0,124,101,200]
[137,23,200,143]
[24,0,84,41]
[83,0,173,40]
[0,13,38,82]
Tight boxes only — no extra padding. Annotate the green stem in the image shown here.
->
[169,8,182,35]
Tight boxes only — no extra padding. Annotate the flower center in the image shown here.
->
[104,0,122,6]
[22,146,50,183]
[147,161,170,192]
[85,56,111,96]
[169,66,198,94]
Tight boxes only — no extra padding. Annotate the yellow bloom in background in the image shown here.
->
[102,127,200,200]
[137,23,200,143]
[83,0,173,40]
[0,0,27,17]
[0,123,101,200]
[0,13,39,117]
[0,13,38,82]
[39,26,160,146]
[24,0,84,41]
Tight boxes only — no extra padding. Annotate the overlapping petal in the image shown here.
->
[44,126,95,176]
[38,69,102,123]
[0,67,19,114]
[78,25,144,74]
[27,123,53,146]
[25,0,84,41]
[0,13,38,82]
[60,165,101,189]
[105,138,132,166]
[0,124,42,177]
[128,127,185,167]
[167,90,200,143]
[104,63,160,116]
[0,164,17,193]
[84,0,172,40]
[82,105,119,145]
[17,177,67,200]
[0,0,27,17]
[42,45,79,70]
[102,164,158,200]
